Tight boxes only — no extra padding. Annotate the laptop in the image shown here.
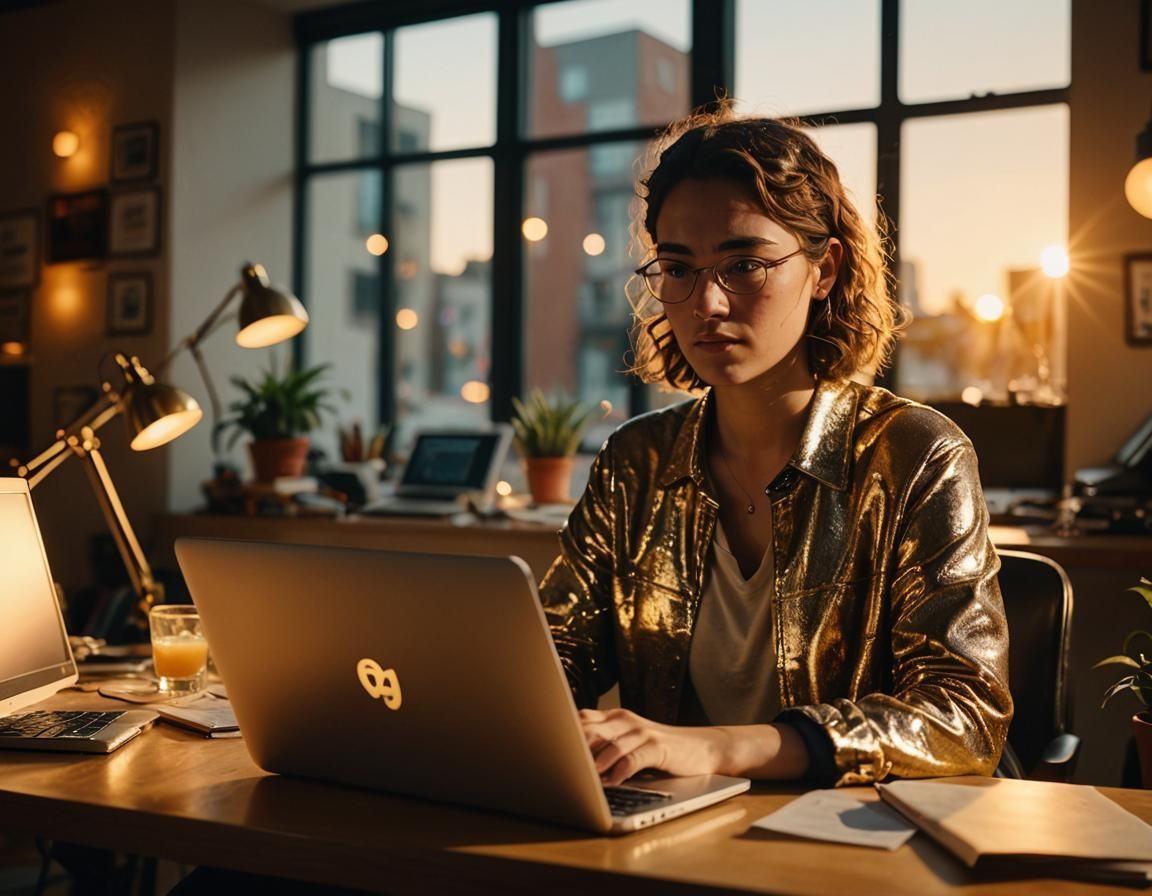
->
[360,426,512,517]
[0,478,156,753]
[175,538,750,833]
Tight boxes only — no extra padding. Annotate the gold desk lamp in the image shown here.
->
[15,262,308,624]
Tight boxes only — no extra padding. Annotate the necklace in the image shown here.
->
[716,449,758,515]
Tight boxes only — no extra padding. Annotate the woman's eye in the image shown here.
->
[660,262,689,279]
[728,258,765,275]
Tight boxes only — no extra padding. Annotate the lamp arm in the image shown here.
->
[189,342,223,437]
[17,391,121,489]
[154,284,242,378]
[78,440,163,619]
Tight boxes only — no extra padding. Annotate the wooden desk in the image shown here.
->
[4,692,1152,895]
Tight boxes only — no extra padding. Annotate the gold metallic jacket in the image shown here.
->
[539,378,1012,786]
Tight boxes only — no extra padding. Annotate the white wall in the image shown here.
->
[166,0,296,509]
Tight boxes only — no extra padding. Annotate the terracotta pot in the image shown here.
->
[523,456,575,505]
[248,437,310,482]
[1133,712,1152,789]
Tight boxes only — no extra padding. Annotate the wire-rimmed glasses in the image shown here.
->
[634,248,806,304]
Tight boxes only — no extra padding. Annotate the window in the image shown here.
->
[298,1,1071,456]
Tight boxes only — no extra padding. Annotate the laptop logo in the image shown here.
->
[357,658,402,709]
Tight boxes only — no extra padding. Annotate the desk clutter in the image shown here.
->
[755,777,1152,885]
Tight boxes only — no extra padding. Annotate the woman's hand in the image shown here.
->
[579,707,809,786]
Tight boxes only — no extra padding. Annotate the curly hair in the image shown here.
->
[627,106,905,392]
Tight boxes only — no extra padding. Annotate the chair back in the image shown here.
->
[997,549,1074,776]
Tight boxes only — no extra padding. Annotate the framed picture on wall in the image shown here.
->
[47,190,107,263]
[1125,253,1152,346]
[107,271,152,336]
[0,210,40,289]
[0,292,30,345]
[1142,0,1152,70]
[111,121,159,182]
[108,188,161,257]
[53,384,99,430]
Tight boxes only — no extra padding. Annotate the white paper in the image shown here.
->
[753,789,917,850]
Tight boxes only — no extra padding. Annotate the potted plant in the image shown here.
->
[1095,576,1152,787]
[216,362,336,482]
[510,389,593,505]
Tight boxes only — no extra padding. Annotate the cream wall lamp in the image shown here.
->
[1126,103,1152,218]
[15,262,308,624]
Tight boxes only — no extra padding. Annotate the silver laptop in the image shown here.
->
[360,426,512,517]
[0,478,156,753]
[175,538,749,833]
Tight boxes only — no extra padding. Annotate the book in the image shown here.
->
[876,777,1152,884]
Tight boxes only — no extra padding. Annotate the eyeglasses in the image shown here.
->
[634,248,806,304]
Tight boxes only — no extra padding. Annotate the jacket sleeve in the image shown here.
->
[778,436,1013,785]
[537,440,620,709]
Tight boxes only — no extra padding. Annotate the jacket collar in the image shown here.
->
[660,378,859,492]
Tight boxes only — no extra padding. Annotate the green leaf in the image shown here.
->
[1094,655,1142,670]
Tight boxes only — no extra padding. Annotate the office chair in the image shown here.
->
[995,549,1080,780]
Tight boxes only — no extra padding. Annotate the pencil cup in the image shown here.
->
[149,605,209,695]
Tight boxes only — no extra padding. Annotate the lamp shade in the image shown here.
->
[124,381,203,451]
[1126,115,1152,219]
[236,262,309,348]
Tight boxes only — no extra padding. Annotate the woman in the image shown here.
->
[538,108,1012,788]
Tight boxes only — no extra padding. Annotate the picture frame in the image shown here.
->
[0,210,40,289]
[107,271,153,336]
[0,292,30,345]
[53,384,99,430]
[111,121,159,183]
[1125,252,1152,346]
[108,188,161,257]
[47,190,107,263]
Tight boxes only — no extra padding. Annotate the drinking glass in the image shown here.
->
[149,605,208,695]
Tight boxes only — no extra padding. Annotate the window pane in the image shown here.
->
[309,33,382,165]
[526,0,690,140]
[392,158,494,448]
[393,14,496,152]
[524,144,643,443]
[900,0,1070,104]
[805,123,877,229]
[896,105,1069,403]
[304,171,385,462]
[735,0,879,116]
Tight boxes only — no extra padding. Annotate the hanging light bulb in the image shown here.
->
[1125,104,1152,219]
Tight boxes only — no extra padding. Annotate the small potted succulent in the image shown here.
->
[216,362,337,482]
[510,389,593,505]
[1095,576,1152,787]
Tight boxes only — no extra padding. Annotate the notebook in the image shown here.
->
[175,538,750,833]
[0,478,156,753]
[359,426,512,517]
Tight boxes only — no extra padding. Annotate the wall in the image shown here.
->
[1066,0,1152,473]
[166,0,295,512]
[0,0,175,592]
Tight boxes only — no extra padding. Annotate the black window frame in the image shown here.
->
[293,0,1070,432]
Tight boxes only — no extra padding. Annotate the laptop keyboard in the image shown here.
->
[604,785,673,817]
[0,710,123,741]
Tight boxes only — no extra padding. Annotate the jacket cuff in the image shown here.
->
[775,711,838,787]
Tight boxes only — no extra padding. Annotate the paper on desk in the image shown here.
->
[753,789,917,850]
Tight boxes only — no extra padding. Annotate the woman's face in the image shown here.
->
[652,178,839,390]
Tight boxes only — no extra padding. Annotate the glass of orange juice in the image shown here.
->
[149,605,209,695]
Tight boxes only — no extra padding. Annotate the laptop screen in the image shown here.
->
[399,432,506,494]
[0,481,75,714]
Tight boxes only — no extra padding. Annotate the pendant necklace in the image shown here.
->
[717,449,758,515]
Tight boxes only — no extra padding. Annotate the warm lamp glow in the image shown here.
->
[366,234,389,256]
[961,386,984,406]
[522,217,548,241]
[1040,244,1069,279]
[130,409,203,451]
[583,233,606,256]
[236,314,307,348]
[460,380,490,403]
[973,293,1005,322]
[1,342,24,356]
[52,130,79,158]
[495,480,512,497]
[1125,157,1152,219]
[396,308,419,330]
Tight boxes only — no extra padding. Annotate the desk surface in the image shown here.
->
[3,692,1151,895]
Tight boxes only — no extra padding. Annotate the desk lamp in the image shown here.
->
[14,262,308,624]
